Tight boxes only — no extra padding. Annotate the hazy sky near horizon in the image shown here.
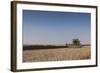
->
[23,10,91,45]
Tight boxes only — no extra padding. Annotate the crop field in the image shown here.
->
[23,46,90,62]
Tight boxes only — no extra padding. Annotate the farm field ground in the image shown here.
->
[23,46,90,62]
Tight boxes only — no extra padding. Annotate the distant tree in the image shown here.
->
[72,39,81,47]
[65,43,68,47]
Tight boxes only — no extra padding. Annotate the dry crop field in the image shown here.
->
[23,46,90,62]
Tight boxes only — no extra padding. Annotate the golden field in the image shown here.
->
[23,46,90,62]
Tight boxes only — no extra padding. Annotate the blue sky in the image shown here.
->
[23,10,91,45]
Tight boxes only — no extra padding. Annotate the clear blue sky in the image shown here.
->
[23,10,91,45]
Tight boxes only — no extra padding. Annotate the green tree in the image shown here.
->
[72,39,81,47]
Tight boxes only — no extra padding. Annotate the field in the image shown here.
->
[23,46,90,62]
